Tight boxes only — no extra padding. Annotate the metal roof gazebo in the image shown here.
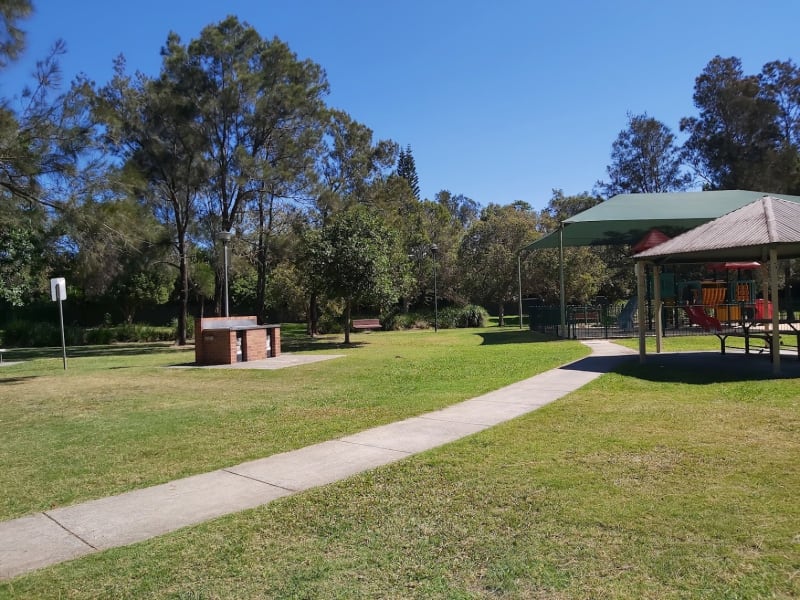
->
[522,190,800,336]
[633,195,800,374]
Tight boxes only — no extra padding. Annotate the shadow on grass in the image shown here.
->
[0,343,187,361]
[559,354,637,374]
[614,351,800,383]
[283,340,366,352]
[477,329,561,346]
[0,375,39,384]
[281,329,368,352]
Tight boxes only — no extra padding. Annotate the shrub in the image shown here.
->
[112,324,173,342]
[5,320,52,346]
[382,305,489,330]
[4,320,174,347]
[317,313,343,334]
[170,318,195,341]
[456,304,490,328]
[382,312,430,331]
[85,327,114,345]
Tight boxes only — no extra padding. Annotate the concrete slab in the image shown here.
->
[170,353,345,370]
[341,417,488,454]
[47,470,291,550]
[422,398,536,426]
[0,514,92,579]
[228,440,408,490]
[467,386,571,408]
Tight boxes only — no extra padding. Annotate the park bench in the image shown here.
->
[352,318,382,331]
[715,319,800,360]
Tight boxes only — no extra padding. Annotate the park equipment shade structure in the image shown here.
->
[521,190,800,332]
[634,196,800,374]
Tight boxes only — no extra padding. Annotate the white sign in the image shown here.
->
[50,277,67,301]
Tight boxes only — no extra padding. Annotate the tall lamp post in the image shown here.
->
[518,253,524,330]
[431,243,439,333]
[217,229,233,317]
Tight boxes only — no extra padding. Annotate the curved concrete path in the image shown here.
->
[0,340,636,580]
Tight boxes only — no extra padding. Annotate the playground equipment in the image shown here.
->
[616,296,638,330]
[682,305,722,332]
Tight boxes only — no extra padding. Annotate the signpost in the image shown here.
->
[50,277,67,370]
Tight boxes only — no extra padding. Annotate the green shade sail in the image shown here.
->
[524,190,800,251]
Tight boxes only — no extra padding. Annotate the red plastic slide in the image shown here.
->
[683,306,722,332]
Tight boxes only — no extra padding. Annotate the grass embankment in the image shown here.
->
[0,325,584,521]
[2,333,798,598]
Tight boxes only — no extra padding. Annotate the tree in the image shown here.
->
[0,0,31,68]
[759,59,800,149]
[528,190,608,304]
[597,112,691,197]
[183,17,329,231]
[680,56,784,191]
[95,54,209,344]
[0,222,43,305]
[178,17,328,321]
[396,145,420,199]
[306,205,401,344]
[306,109,397,333]
[314,109,397,222]
[538,189,600,232]
[436,189,479,229]
[758,59,800,193]
[459,203,539,325]
[0,33,98,304]
[63,190,172,321]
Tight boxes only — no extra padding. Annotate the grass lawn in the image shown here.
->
[0,324,585,521]
[2,331,799,598]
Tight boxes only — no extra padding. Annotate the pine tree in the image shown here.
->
[397,144,420,199]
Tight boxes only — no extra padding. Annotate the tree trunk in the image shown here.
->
[498,304,505,327]
[254,190,274,324]
[344,299,352,344]
[307,293,319,337]
[177,235,189,345]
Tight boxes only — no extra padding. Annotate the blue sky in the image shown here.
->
[5,0,800,210]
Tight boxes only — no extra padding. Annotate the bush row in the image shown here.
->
[0,305,490,346]
[1,321,177,347]
[382,304,489,330]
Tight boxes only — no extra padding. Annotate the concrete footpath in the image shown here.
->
[0,340,636,580]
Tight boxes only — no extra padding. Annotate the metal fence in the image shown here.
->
[527,300,772,340]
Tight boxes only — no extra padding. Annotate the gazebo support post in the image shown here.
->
[653,265,663,354]
[770,248,780,375]
[636,260,647,363]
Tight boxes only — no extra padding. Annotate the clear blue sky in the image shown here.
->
[5,0,800,210]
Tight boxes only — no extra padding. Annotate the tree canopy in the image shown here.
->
[597,112,691,197]
[4,7,800,337]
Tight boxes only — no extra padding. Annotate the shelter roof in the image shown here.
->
[524,190,800,251]
[633,196,800,263]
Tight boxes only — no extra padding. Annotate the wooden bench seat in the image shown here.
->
[352,318,382,331]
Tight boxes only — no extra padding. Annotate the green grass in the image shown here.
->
[613,334,721,352]
[0,325,585,521]
[2,330,798,598]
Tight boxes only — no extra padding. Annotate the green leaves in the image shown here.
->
[307,205,401,320]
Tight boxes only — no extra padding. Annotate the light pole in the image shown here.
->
[431,243,439,333]
[217,229,233,317]
[518,253,524,329]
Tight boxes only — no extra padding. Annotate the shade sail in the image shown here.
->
[633,196,800,263]
[524,190,800,251]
